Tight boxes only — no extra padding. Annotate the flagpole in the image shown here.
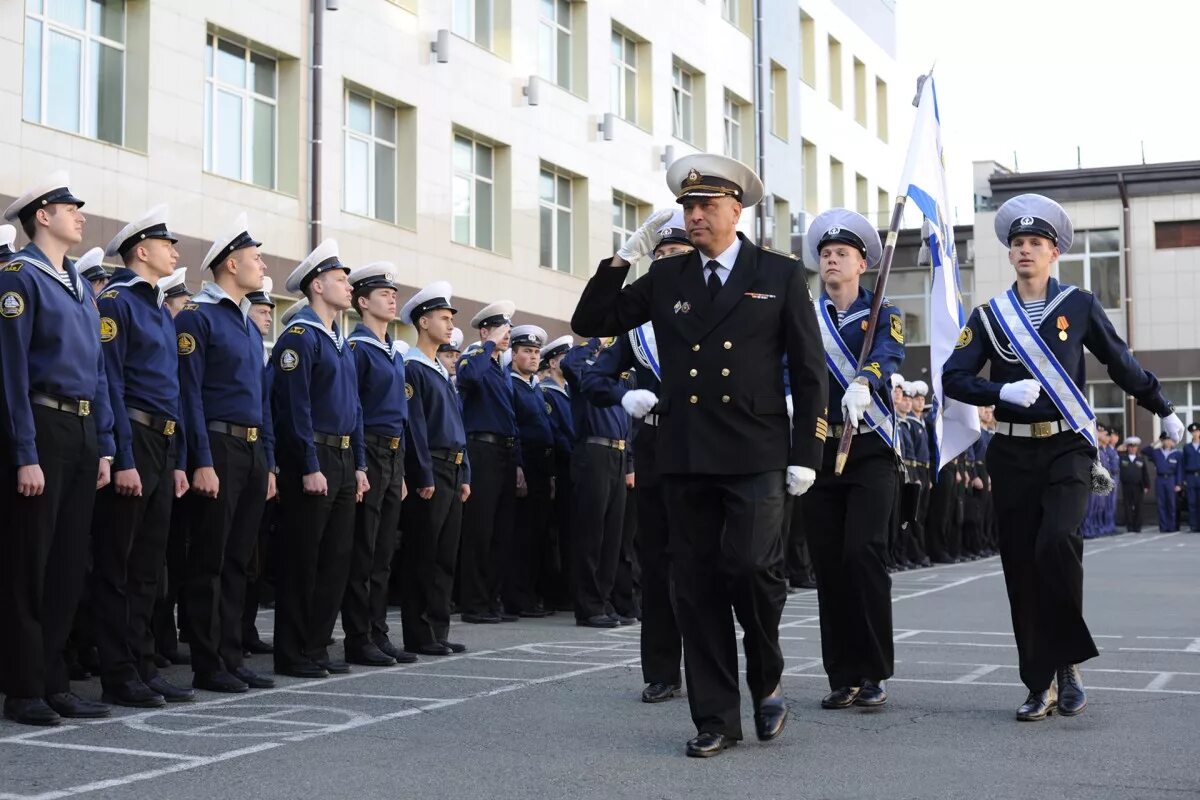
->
[834,195,908,476]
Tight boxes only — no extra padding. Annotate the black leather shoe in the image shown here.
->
[375,639,418,664]
[497,612,519,622]
[4,697,61,726]
[275,661,329,679]
[193,671,249,693]
[244,637,274,655]
[1016,685,1058,721]
[1056,665,1087,716]
[685,732,737,758]
[518,608,553,618]
[854,680,888,707]
[146,675,196,703]
[46,692,111,718]
[233,666,276,688]
[754,685,788,741]
[821,686,861,709]
[101,679,166,708]
[345,643,397,667]
[316,659,351,675]
[576,614,618,629]
[408,643,453,657]
[612,614,638,626]
[461,613,501,624]
[440,640,468,654]
[641,682,681,703]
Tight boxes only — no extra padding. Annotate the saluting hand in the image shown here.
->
[115,468,143,497]
[355,470,370,503]
[302,471,327,496]
[16,464,45,497]
[96,458,111,491]
[615,209,674,266]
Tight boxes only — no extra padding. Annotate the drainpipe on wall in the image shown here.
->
[1117,172,1136,437]
[752,0,767,245]
[309,0,325,252]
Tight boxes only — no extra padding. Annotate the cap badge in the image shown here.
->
[827,226,841,236]
[1020,216,1034,226]
[685,169,702,186]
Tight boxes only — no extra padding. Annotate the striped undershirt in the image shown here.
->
[1022,298,1046,328]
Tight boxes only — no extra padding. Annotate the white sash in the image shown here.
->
[988,288,1097,447]
[629,323,661,380]
[815,301,895,448]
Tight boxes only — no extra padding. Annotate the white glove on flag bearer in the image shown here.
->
[999,379,1042,408]
[786,466,816,497]
[616,209,674,263]
[841,381,872,428]
[1162,412,1185,443]
[620,389,658,419]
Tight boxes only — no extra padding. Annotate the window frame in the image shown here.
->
[451,133,496,251]
[610,29,638,124]
[204,33,280,189]
[1055,228,1122,313]
[539,165,574,274]
[671,61,695,144]
[452,0,494,51]
[342,89,399,224]
[723,93,742,161]
[538,0,572,91]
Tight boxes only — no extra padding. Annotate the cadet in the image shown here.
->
[943,194,1183,721]
[1180,424,1200,531]
[0,173,116,726]
[398,282,471,656]
[456,301,520,623]
[0,223,16,262]
[76,246,111,297]
[1119,436,1150,532]
[341,263,414,666]
[437,327,464,381]
[571,153,828,757]
[1148,433,1181,532]
[272,240,367,678]
[175,213,276,693]
[91,205,195,707]
[800,209,903,710]
[160,267,192,317]
[538,335,576,610]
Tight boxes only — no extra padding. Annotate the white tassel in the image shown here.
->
[1090,460,1115,496]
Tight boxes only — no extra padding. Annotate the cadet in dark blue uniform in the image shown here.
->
[0,223,16,262]
[799,209,904,710]
[943,194,1183,721]
[0,173,116,726]
[74,246,109,298]
[91,206,194,707]
[1119,436,1150,531]
[398,282,471,655]
[456,300,520,623]
[341,263,414,667]
[273,239,367,678]
[175,213,276,694]
[1148,433,1181,532]
[538,336,576,610]
[1181,424,1200,531]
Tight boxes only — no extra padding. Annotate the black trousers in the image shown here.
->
[548,448,574,608]
[342,439,405,648]
[1121,483,1144,532]
[0,406,99,698]
[961,486,987,556]
[571,443,627,619]
[184,433,267,675]
[506,446,554,613]
[275,444,356,668]
[899,479,927,564]
[665,470,787,740]
[242,497,277,642]
[152,496,192,655]
[782,495,814,584]
[633,428,681,685]
[801,434,896,689]
[92,421,176,687]
[458,439,516,616]
[400,457,465,648]
[926,465,959,561]
[988,432,1100,691]
[911,469,931,559]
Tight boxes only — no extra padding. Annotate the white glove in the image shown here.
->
[1162,412,1186,443]
[841,381,872,428]
[786,466,816,497]
[999,379,1042,408]
[785,394,794,423]
[616,209,675,262]
[620,389,658,419]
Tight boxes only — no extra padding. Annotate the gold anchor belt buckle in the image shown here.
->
[163,420,176,436]
[77,400,91,417]
[1030,421,1056,438]
[246,427,259,442]
[340,435,351,450]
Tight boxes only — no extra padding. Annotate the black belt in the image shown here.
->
[469,432,515,448]
[585,436,626,451]
[207,420,259,442]
[30,392,91,417]
[365,432,403,451]
[315,431,352,450]
[129,408,176,436]
[430,448,465,465]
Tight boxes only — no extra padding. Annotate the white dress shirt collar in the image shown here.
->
[699,236,742,284]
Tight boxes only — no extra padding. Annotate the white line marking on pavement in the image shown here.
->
[375,671,530,681]
[3,740,201,761]
[952,665,1003,683]
[280,689,452,703]
[893,630,923,641]
[1144,673,1176,691]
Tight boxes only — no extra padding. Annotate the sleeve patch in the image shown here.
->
[288,326,306,335]
[863,361,882,379]
[2,263,22,272]
[99,317,118,342]
[177,332,196,355]
[99,289,119,300]
[955,327,973,349]
[890,314,905,344]
[405,382,415,400]
[1,291,25,318]
[279,348,300,372]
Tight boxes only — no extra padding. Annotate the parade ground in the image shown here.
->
[2,531,1197,800]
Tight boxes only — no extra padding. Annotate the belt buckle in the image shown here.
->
[163,420,176,436]
[340,435,351,450]
[1031,421,1054,438]
[454,452,463,465]
[77,400,90,417]
[389,437,400,450]
[617,440,625,451]
[246,427,259,443]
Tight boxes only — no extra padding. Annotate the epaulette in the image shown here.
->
[183,303,199,311]
[762,246,800,261]
[99,289,120,300]
[287,325,306,336]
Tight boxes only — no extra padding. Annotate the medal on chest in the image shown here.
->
[1056,315,1069,342]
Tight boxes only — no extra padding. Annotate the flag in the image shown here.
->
[897,75,979,471]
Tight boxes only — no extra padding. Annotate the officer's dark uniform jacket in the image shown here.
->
[97,268,183,470]
[1119,451,1150,489]
[818,287,904,433]
[347,323,408,442]
[174,282,275,472]
[943,279,1172,424]
[404,348,471,489]
[271,305,365,474]
[571,233,828,475]
[0,242,115,463]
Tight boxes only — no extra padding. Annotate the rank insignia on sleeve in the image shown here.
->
[955,327,973,349]
[99,317,118,342]
[815,418,829,442]
[288,326,306,335]
[890,314,905,344]
[863,361,882,379]
[279,349,300,372]
[177,332,196,355]
[619,371,631,380]
[1,291,25,318]
[99,289,119,300]
[2,263,21,272]
[405,383,415,400]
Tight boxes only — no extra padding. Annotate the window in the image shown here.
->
[613,192,649,276]
[24,0,125,146]
[829,156,844,207]
[344,91,397,223]
[1160,381,1200,430]
[538,0,572,91]
[453,0,492,50]
[827,35,842,108]
[875,77,889,142]
[722,0,739,24]
[1056,228,1121,310]
[672,61,695,143]
[204,35,278,189]
[1087,381,1128,435]
[799,10,816,86]
[723,92,744,161]
[877,188,890,227]
[539,166,573,273]
[853,57,867,127]
[1155,220,1200,249]
[802,138,818,213]
[770,62,788,140]
[610,29,638,123]
[855,173,869,214]
[772,197,791,250]
[452,134,494,250]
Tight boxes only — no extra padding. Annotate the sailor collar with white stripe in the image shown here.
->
[349,322,402,359]
[192,280,251,320]
[1010,277,1074,328]
[510,369,537,388]
[12,242,86,301]
[290,304,346,351]
[404,346,451,381]
[539,376,569,396]
[105,267,166,308]
[820,286,872,329]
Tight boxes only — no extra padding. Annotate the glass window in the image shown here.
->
[610,30,637,123]
[452,0,493,50]
[204,35,278,189]
[1087,381,1127,435]
[721,0,739,26]
[1056,228,1122,311]
[723,93,742,161]
[671,62,694,143]
[343,90,398,223]
[23,0,125,145]
[539,166,573,273]
[452,134,495,251]
[538,0,572,91]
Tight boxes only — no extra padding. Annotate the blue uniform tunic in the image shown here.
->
[818,288,905,430]
[539,377,574,455]
[174,282,274,472]
[97,268,182,470]
[510,371,555,448]
[0,242,115,463]
[271,306,365,475]
[456,341,518,438]
[404,348,471,489]
[1149,447,1181,532]
[561,340,631,444]
[347,323,409,439]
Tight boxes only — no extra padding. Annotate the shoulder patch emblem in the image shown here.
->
[405,383,415,400]
[1,291,25,319]
[955,327,973,349]
[177,332,196,355]
[183,303,199,311]
[99,317,118,342]
[890,314,905,345]
[279,348,300,372]
[99,289,119,300]
[288,326,305,335]
[2,262,22,272]
[545,402,553,415]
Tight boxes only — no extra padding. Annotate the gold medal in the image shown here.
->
[1058,330,1068,341]
[1055,315,1070,342]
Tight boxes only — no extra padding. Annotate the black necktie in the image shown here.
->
[706,264,722,298]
